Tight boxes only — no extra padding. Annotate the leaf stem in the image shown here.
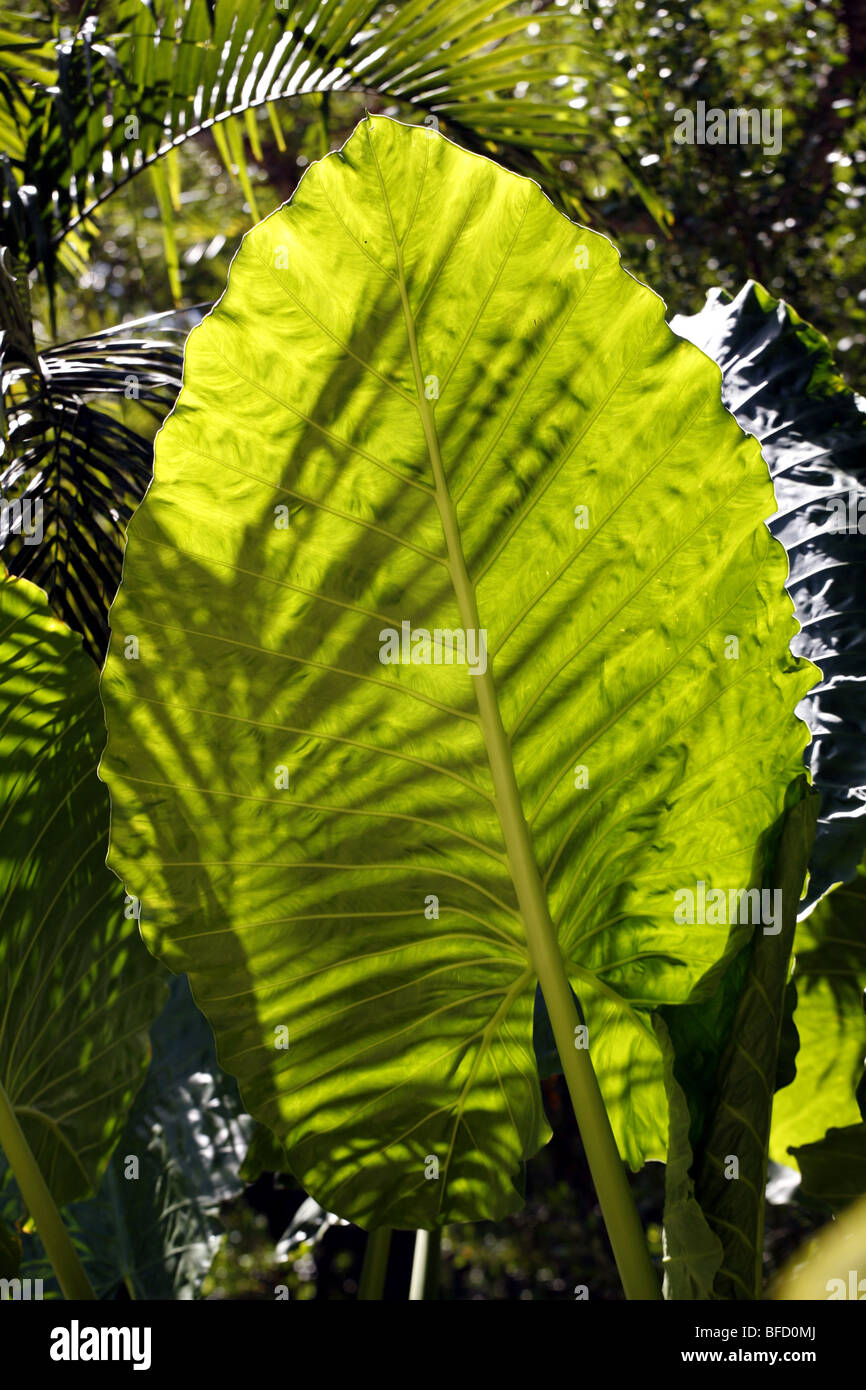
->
[358,1227,392,1299]
[409,1228,441,1300]
[542,981,661,1299]
[0,1079,95,1299]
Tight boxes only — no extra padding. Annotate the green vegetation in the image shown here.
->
[1,0,864,1304]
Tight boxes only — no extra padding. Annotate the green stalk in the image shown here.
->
[0,1078,95,1299]
[358,1227,392,1300]
[541,982,660,1299]
[371,126,661,1302]
[409,1228,441,1300]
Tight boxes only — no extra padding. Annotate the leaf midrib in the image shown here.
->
[364,119,570,1033]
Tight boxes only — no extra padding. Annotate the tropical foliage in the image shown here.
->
[1,0,864,1305]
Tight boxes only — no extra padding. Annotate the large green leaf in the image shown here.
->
[0,572,167,1208]
[0,975,251,1299]
[100,115,815,1229]
[771,856,866,1168]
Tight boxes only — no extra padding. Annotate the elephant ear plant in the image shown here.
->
[98,116,817,1299]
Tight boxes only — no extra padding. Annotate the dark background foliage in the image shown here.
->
[200,1075,824,1301]
[6,1,864,377]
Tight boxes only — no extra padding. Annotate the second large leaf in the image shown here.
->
[100,116,815,1228]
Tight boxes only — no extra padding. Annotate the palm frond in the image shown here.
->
[0,0,606,290]
[0,255,188,659]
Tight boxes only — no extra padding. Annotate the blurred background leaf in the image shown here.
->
[1,974,253,1299]
[772,1190,866,1299]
